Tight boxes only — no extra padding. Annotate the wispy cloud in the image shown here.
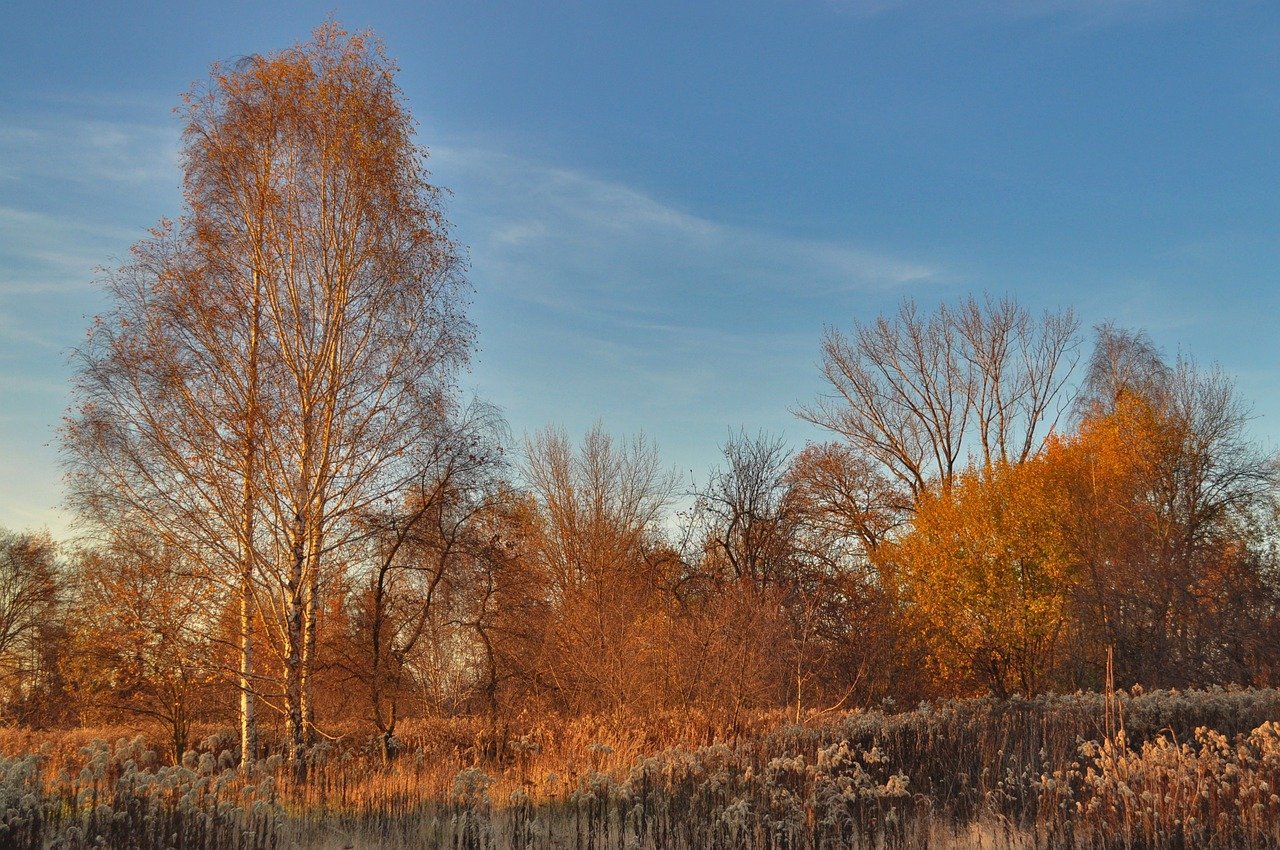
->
[0,206,143,295]
[0,109,181,538]
[0,114,180,187]
[433,146,940,323]
[425,146,936,460]
[0,111,180,296]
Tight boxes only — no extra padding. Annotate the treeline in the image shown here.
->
[3,24,1277,768]
[5,299,1279,765]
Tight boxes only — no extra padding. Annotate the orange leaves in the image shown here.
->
[879,378,1278,698]
[879,455,1073,698]
[878,400,1163,697]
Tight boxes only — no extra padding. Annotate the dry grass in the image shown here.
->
[0,687,1277,848]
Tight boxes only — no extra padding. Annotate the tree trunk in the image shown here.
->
[286,509,307,780]
[300,522,322,747]
[238,278,260,767]
[238,571,257,766]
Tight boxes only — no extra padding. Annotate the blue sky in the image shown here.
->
[1,1,1277,535]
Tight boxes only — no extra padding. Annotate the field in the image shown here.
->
[0,687,1278,849]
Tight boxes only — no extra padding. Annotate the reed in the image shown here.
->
[0,687,1276,848]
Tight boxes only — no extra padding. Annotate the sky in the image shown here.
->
[1,1,1278,537]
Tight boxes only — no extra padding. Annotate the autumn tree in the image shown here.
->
[785,443,922,705]
[1057,329,1280,687]
[877,456,1074,697]
[341,402,508,761]
[0,530,61,721]
[794,296,1083,699]
[69,531,218,762]
[881,328,1280,697]
[787,441,907,556]
[463,485,551,723]
[64,22,470,766]
[519,424,678,716]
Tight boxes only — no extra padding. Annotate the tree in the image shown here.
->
[342,402,508,761]
[69,532,217,762]
[519,423,677,715]
[692,431,804,590]
[877,456,1074,697]
[785,443,921,706]
[0,531,60,718]
[683,432,847,716]
[792,297,1080,701]
[787,441,907,556]
[1072,322,1169,419]
[64,22,471,766]
[1056,335,1280,688]
[463,486,551,723]
[799,295,1080,504]
[882,349,1280,697]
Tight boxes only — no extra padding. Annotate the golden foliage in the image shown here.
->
[879,453,1073,698]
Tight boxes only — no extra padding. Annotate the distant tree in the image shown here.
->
[681,433,809,714]
[341,403,507,761]
[787,441,907,556]
[464,485,551,722]
[1073,322,1170,419]
[692,431,803,590]
[1056,344,1280,688]
[878,456,1074,698]
[0,530,60,718]
[69,531,217,762]
[794,296,1082,699]
[519,423,677,715]
[786,443,920,705]
[684,433,905,716]
[882,355,1280,697]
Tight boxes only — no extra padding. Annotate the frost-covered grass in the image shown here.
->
[2,687,1278,848]
[0,737,281,849]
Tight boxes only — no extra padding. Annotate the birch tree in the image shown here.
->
[65,22,470,768]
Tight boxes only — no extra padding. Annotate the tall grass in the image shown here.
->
[1,687,1277,848]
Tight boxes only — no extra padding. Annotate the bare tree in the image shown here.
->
[693,431,803,590]
[1073,322,1170,419]
[683,432,894,717]
[799,295,1081,501]
[343,402,507,761]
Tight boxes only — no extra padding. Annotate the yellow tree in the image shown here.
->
[1054,380,1279,688]
[879,455,1073,698]
[886,375,1279,698]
